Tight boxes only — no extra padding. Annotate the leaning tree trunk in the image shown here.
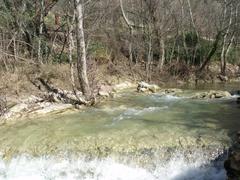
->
[74,0,91,100]
[199,31,222,73]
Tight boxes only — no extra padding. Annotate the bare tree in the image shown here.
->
[37,0,45,64]
[220,0,239,76]
[74,0,91,99]
[67,5,76,92]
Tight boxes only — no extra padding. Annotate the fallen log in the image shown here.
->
[32,78,89,106]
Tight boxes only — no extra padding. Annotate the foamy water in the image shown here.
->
[0,152,226,180]
[112,106,169,123]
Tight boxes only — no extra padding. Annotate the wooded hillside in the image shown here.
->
[0,0,240,99]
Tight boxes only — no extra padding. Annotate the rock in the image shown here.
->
[225,132,240,180]
[164,88,183,94]
[9,103,28,113]
[218,74,229,82]
[215,91,231,98]
[113,81,134,91]
[148,85,160,93]
[0,94,77,124]
[177,80,185,85]
[98,85,113,97]
[34,103,73,114]
[138,87,149,93]
[192,90,232,99]
[21,95,44,104]
[0,103,28,123]
[230,90,240,96]
[98,91,110,97]
[237,98,240,104]
[137,82,160,93]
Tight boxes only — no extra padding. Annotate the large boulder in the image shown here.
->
[137,82,160,93]
[225,132,240,180]
[192,90,232,99]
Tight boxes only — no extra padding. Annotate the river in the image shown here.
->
[0,83,239,180]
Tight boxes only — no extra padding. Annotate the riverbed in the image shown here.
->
[0,83,239,180]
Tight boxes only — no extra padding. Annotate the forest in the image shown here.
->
[0,0,239,102]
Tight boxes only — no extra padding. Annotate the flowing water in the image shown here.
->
[0,83,240,180]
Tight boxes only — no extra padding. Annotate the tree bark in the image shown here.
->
[221,2,233,76]
[67,11,77,92]
[74,0,91,99]
[37,0,44,64]
[119,0,134,65]
[158,39,165,71]
[146,34,152,81]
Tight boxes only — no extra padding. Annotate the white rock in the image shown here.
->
[114,81,134,91]
[34,103,73,114]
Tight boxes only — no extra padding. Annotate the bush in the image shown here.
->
[88,41,111,64]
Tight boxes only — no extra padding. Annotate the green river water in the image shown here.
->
[0,83,239,180]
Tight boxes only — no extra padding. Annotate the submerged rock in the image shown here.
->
[192,90,232,99]
[162,88,183,95]
[137,82,160,93]
[225,131,240,180]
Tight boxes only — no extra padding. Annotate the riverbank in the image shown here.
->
[1,62,239,100]
[1,62,239,122]
[1,78,239,126]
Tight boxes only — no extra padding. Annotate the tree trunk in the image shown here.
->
[129,27,133,64]
[158,39,165,71]
[37,0,44,64]
[119,0,141,66]
[186,0,200,65]
[221,2,233,76]
[74,0,91,99]
[199,32,222,72]
[169,36,177,64]
[67,11,76,92]
[146,35,152,81]
[179,0,190,64]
